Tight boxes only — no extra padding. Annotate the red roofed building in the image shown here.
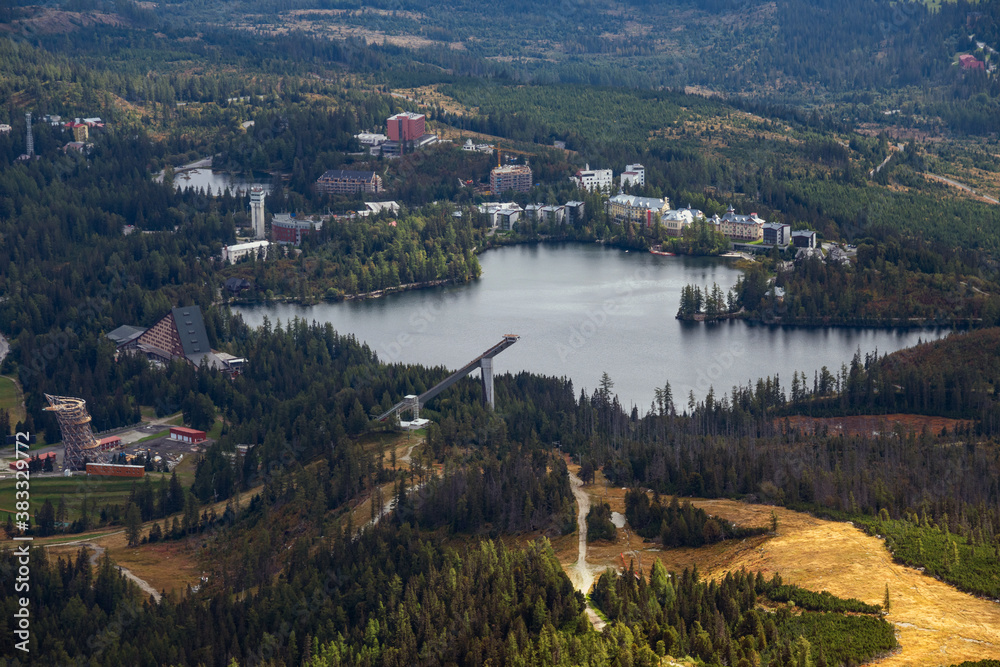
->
[169,427,207,444]
[960,54,986,70]
[98,436,122,451]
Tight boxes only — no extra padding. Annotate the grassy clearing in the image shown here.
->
[0,473,176,521]
[135,430,170,444]
[0,376,25,425]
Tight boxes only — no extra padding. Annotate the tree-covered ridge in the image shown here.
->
[0,525,609,665]
[732,233,1000,327]
[590,564,895,667]
[411,449,576,536]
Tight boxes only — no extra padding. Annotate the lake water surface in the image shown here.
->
[234,244,947,408]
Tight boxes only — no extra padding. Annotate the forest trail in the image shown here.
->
[76,541,163,602]
[567,469,606,631]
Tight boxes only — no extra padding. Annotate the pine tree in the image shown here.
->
[883,583,891,612]
[125,503,142,547]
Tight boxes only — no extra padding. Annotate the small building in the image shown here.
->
[762,222,791,246]
[791,230,817,249]
[224,277,251,294]
[169,427,207,444]
[62,141,92,154]
[355,132,388,147]
[620,163,645,189]
[960,54,986,70]
[539,204,566,225]
[478,202,522,228]
[496,208,521,231]
[271,213,323,246]
[316,170,383,195]
[107,324,147,350]
[8,452,57,471]
[571,164,613,192]
[86,463,145,478]
[0,124,10,135]
[98,436,122,451]
[363,201,400,215]
[462,139,493,153]
[564,200,585,224]
[221,240,269,264]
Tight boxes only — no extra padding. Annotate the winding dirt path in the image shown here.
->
[72,541,163,602]
[567,469,606,630]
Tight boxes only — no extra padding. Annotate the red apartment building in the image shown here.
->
[387,112,426,142]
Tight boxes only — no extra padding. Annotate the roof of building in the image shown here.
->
[225,240,269,252]
[763,222,789,230]
[107,324,147,346]
[170,426,206,436]
[318,169,377,180]
[791,229,816,237]
[172,306,212,358]
[388,112,425,121]
[365,201,400,214]
[224,277,251,292]
[565,200,584,207]
[492,164,532,174]
[609,194,667,209]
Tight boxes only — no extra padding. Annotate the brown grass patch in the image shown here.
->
[783,413,972,437]
[561,458,1000,664]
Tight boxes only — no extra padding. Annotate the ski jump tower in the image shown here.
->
[376,335,519,427]
[44,394,101,470]
[249,186,266,239]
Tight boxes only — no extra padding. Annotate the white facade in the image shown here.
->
[621,163,645,189]
[478,202,522,228]
[222,240,269,264]
[249,186,266,240]
[572,164,613,192]
[356,133,388,146]
[462,139,493,153]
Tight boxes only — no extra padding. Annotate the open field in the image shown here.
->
[0,469,192,522]
[783,413,973,437]
[0,375,25,425]
[46,533,202,597]
[560,462,1000,666]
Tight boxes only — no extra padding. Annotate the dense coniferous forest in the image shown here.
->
[6,0,1000,663]
[590,564,895,666]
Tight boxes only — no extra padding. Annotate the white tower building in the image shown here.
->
[249,186,266,240]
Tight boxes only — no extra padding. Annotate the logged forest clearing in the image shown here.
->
[559,463,1000,666]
